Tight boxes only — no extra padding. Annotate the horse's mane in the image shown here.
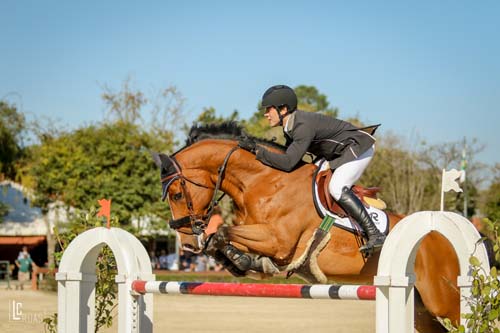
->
[184,122,286,151]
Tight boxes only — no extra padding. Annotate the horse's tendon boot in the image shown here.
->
[221,244,252,271]
[212,250,246,277]
[286,228,330,283]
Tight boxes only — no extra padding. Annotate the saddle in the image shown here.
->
[315,168,386,218]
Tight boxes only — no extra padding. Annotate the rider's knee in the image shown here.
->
[328,182,345,201]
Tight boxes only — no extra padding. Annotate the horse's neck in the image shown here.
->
[179,140,298,194]
[178,140,315,217]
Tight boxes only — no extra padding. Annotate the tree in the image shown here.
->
[20,80,183,270]
[0,101,26,222]
[360,134,487,215]
[419,138,486,215]
[24,122,170,223]
[360,133,432,214]
[0,101,26,180]
[294,85,338,117]
[243,84,338,141]
[194,107,239,126]
[101,78,185,149]
[479,164,500,222]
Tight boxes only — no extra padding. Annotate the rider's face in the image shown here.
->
[264,106,285,127]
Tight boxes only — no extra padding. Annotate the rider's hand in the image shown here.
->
[238,136,257,154]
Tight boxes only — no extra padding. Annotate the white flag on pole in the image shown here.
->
[441,168,464,211]
[442,169,464,193]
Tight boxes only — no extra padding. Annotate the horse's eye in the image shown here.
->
[172,192,183,201]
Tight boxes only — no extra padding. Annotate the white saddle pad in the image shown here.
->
[313,159,389,235]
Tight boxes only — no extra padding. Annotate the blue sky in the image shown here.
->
[1,1,499,166]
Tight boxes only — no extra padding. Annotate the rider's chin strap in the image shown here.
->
[278,113,284,126]
[278,107,287,127]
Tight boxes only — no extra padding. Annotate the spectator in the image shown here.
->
[195,254,208,272]
[207,257,224,272]
[15,252,37,290]
[180,250,196,271]
[166,252,178,271]
[149,251,159,270]
[17,245,31,260]
[158,250,169,270]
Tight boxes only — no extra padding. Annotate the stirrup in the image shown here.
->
[359,235,386,257]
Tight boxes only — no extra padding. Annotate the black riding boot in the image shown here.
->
[337,187,386,255]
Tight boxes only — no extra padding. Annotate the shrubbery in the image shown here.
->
[444,218,500,332]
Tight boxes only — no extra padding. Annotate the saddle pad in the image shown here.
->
[312,159,389,235]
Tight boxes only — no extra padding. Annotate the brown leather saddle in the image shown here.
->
[315,168,381,218]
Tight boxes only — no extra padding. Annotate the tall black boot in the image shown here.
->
[336,186,386,256]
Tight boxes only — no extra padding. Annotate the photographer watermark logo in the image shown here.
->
[9,300,23,321]
[8,300,47,323]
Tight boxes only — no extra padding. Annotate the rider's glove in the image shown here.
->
[238,136,257,154]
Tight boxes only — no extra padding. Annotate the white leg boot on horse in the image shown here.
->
[336,186,386,257]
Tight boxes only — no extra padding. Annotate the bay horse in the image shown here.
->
[152,123,460,329]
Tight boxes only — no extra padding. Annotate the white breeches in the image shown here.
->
[328,145,375,200]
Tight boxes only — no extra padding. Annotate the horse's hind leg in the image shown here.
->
[414,290,448,333]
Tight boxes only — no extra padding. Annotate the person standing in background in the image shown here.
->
[15,252,37,290]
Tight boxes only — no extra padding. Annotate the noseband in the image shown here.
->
[162,146,239,235]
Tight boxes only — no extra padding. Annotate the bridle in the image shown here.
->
[162,146,239,235]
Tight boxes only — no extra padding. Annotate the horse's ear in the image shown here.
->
[151,152,170,169]
[151,152,162,168]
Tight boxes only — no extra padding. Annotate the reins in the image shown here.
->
[163,146,239,235]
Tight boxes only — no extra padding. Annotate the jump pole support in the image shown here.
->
[56,211,490,333]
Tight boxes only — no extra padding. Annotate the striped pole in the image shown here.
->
[131,281,375,300]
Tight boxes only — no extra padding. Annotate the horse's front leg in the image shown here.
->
[204,224,287,276]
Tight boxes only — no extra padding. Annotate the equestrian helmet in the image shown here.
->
[261,85,297,113]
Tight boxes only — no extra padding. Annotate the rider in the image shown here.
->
[238,84,385,254]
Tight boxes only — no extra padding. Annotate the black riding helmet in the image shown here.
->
[261,85,297,113]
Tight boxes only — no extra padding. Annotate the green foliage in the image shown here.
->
[0,201,8,222]
[419,139,485,214]
[94,245,118,332]
[360,134,434,213]
[195,107,239,125]
[294,85,338,117]
[360,134,486,214]
[23,121,170,228]
[20,80,181,232]
[444,218,500,332]
[44,207,120,333]
[100,78,184,150]
[243,84,338,138]
[480,165,500,222]
[0,101,26,180]
[43,313,57,333]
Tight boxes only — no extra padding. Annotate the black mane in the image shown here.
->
[184,122,286,151]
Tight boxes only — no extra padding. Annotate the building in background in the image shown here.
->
[0,181,67,272]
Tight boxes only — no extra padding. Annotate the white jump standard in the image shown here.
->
[56,211,490,333]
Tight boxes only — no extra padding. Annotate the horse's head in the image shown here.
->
[152,151,215,253]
